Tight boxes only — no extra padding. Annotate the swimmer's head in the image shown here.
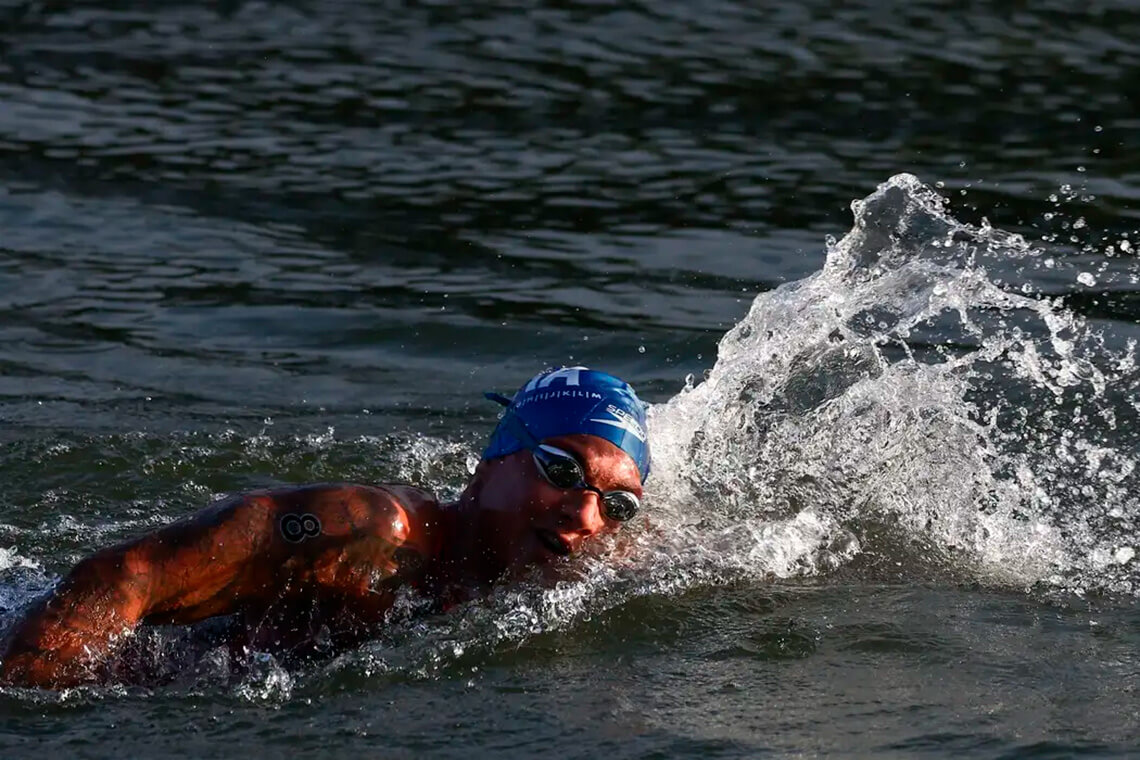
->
[482,367,651,483]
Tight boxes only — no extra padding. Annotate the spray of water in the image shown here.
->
[648,173,1139,597]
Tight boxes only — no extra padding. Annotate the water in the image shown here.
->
[3,1,1140,757]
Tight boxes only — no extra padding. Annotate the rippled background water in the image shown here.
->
[2,1,1139,757]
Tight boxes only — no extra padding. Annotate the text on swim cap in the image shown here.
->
[524,366,589,392]
[515,389,603,408]
[589,404,647,442]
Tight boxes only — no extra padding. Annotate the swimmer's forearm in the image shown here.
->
[0,497,263,688]
[0,549,151,688]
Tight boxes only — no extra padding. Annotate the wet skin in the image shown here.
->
[0,434,642,689]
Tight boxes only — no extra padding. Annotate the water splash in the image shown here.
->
[0,548,47,621]
[649,173,1139,597]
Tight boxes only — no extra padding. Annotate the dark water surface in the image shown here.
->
[2,1,1139,757]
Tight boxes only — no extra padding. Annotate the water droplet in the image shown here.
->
[638,345,646,353]
[1077,272,1097,287]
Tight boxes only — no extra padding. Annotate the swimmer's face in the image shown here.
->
[473,433,643,576]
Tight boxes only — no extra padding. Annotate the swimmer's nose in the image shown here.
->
[558,491,606,538]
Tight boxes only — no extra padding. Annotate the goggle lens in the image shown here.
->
[601,491,640,522]
[537,454,585,490]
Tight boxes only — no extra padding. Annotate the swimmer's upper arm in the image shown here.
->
[140,484,411,622]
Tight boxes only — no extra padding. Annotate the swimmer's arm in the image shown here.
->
[0,485,410,689]
[0,543,154,689]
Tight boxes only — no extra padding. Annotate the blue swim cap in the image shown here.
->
[482,367,651,483]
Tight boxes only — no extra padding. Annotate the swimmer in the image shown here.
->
[0,367,650,689]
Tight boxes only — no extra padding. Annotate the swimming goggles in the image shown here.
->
[484,393,641,522]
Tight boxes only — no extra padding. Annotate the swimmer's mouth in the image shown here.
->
[535,529,572,557]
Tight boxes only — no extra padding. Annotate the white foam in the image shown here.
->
[643,173,1140,597]
[0,546,40,572]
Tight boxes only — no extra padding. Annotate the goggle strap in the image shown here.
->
[483,391,513,407]
[498,407,542,451]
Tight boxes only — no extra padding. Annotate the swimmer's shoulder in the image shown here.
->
[370,483,446,558]
[263,481,440,545]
